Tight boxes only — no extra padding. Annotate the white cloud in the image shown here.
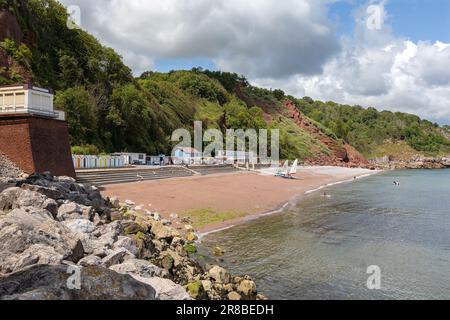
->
[58,0,450,123]
[59,0,339,78]
[254,3,450,123]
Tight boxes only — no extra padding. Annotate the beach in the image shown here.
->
[103,166,378,233]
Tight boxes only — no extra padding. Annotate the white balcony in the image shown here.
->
[0,84,65,120]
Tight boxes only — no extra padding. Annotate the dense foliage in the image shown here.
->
[1,0,448,159]
[295,98,450,157]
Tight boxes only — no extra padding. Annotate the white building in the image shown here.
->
[0,84,65,120]
[172,147,202,165]
[111,153,147,165]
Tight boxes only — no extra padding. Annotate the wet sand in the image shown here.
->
[103,167,378,233]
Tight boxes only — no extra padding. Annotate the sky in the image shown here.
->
[59,0,450,124]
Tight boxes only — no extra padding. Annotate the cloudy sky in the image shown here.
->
[59,0,450,124]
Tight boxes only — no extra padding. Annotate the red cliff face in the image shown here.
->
[0,10,23,44]
[283,100,368,167]
[0,9,33,83]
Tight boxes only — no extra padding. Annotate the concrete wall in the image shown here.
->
[0,114,75,177]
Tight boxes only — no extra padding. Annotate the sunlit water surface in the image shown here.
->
[198,170,450,300]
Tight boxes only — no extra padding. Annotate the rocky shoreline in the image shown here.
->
[0,172,266,300]
[370,155,450,170]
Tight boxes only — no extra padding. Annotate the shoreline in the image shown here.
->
[197,170,380,239]
[103,166,381,237]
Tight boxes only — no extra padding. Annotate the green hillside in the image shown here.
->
[0,0,449,162]
[295,98,450,158]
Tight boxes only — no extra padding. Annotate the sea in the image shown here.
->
[198,169,450,300]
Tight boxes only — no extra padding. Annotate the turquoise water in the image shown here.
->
[198,170,450,300]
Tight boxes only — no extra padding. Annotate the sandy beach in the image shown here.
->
[103,166,378,233]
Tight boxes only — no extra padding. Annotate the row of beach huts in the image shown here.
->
[73,147,258,170]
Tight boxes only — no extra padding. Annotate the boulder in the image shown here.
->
[208,266,231,284]
[0,188,58,218]
[151,221,180,241]
[228,291,242,300]
[0,265,157,300]
[113,236,139,256]
[57,202,84,221]
[214,246,226,257]
[132,276,190,300]
[185,281,205,300]
[237,279,257,298]
[109,197,120,208]
[0,209,84,274]
[78,255,103,267]
[122,220,148,235]
[186,232,199,242]
[101,248,135,268]
[109,259,165,279]
[62,219,97,235]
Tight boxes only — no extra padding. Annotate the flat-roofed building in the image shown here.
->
[0,84,65,120]
[0,84,75,177]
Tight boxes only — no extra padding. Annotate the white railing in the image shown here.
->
[0,105,66,120]
[73,155,125,169]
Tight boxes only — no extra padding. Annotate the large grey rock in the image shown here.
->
[0,188,58,218]
[62,219,97,235]
[237,279,257,298]
[151,221,180,241]
[113,236,139,256]
[208,266,231,284]
[101,248,135,268]
[109,259,165,278]
[57,202,84,221]
[81,221,124,255]
[0,209,84,274]
[132,276,190,300]
[0,265,157,300]
[78,255,103,267]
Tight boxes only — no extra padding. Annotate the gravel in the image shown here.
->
[0,153,24,181]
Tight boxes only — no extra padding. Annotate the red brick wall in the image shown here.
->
[0,114,76,177]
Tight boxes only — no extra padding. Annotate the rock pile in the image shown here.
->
[0,173,265,300]
[0,153,25,182]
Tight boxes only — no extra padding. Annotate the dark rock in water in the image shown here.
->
[0,264,157,300]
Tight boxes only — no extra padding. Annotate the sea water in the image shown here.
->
[198,169,450,300]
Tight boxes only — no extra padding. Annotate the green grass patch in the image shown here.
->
[366,141,422,160]
[180,208,247,229]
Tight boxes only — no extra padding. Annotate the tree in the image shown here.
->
[55,87,98,146]
[273,89,285,101]
[58,54,83,88]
